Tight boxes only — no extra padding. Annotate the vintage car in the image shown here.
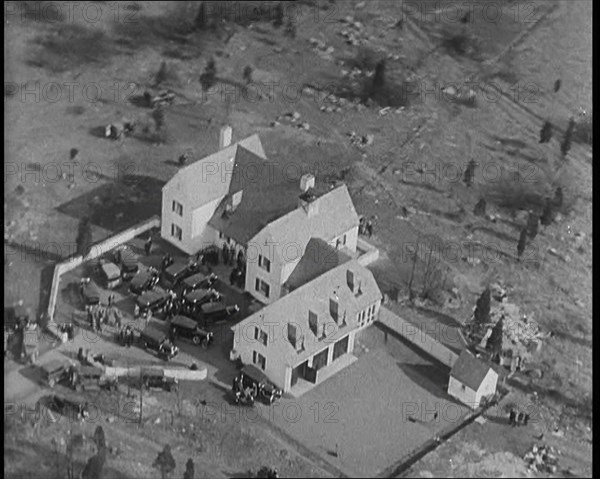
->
[231,374,256,406]
[39,359,75,388]
[160,260,201,289]
[80,280,101,307]
[114,245,139,280]
[200,303,239,324]
[179,272,218,296]
[139,325,179,361]
[98,259,122,289]
[236,365,283,405]
[169,315,213,348]
[70,365,118,392]
[136,290,171,316]
[142,369,179,392]
[181,288,221,317]
[46,394,91,421]
[130,269,160,295]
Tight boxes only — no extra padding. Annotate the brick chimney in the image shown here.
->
[219,125,233,150]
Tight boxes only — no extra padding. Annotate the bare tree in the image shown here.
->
[420,248,447,302]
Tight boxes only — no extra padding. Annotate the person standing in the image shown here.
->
[145,236,153,256]
[509,409,516,426]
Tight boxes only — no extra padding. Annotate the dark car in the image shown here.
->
[182,288,221,317]
[231,374,255,407]
[139,325,179,360]
[70,365,118,392]
[169,315,213,348]
[136,290,171,316]
[160,260,200,289]
[142,369,178,392]
[236,365,283,405]
[200,303,239,324]
[46,394,91,421]
[80,280,101,307]
[130,269,160,295]
[39,359,75,388]
[179,272,218,296]
[114,245,139,280]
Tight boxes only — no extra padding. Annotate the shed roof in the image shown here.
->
[450,349,497,391]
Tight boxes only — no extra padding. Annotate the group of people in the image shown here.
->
[222,243,243,267]
[117,324,135,347]
[358,216,375,237]
[509,409,530,427]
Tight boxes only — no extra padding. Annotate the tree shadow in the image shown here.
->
[55,175,164,232]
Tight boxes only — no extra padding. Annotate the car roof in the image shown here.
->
[77,365,103,375]
[201,302,229,313]
[184,289,212,301]
[182,272,207,287]
[170,315,198,329]
[41,359,70,372]
[131,270,154,284]
[83,281,100,295]
[141,367,165,378]
[165,261,189,275]
[101,262,121,278]
[140,326,167,341]
[242,364,269,383]
[137,290,169,305]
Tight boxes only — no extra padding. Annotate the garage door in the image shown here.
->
[333,335,349,361]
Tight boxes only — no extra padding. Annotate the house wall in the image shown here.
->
[161,185,224,255]
[245,241,287,305]
[474,370,499,406]
[447,376,478,409]
[328,226,359,253]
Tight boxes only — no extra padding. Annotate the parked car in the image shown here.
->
[70,365,118,392]
[46,394,91,421]
[179,272,218,296]
[136,290,171,316]
[114,245,139,280]
[236,365,283,405]
[200,303,239,325]
[80,280,101,307]
[182,289,221,318]
[39,359,74,388]
[169,315,213,348]
[231,374,255,406]
[142,369,179,392]
[98,259,122,289]
[139,325,179,361]
[160,260,201,289]
[130,269,159,295]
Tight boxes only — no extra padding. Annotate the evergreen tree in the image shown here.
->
[372,59,386,93]
[517,227,527,259]
[153,445,176,479]
[554,186,563,209]
[526,212,539,239]
[76,216,93,257]
[473,287,491,329]
[463,159,476,187]
[152,106,165,131]
[539,121,553,143]
[540,197,556,226]
[561,117,575,157]
[243,65,253,85]
[200,58,217,91]
[273,2,284,28]
[473,198,486,216]
[487,317,504,356]
[183,459,195,479]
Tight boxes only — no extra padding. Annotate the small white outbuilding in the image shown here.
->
[448,350,498,409]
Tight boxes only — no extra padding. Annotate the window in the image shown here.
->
[343,234,347,245]
[336,238,342,249]
[253,351,266,370]
[171,224,182,241]
[172,200,183,216]
[254,327,259,340]
[255,278,270,298]
[258,255,271,273]
[461,384,466,391]
[219,231,224,239]
[259,330,268,346]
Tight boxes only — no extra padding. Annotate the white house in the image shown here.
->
[161,126,361,304]
[231,254,382,393]
[448,349,499,409]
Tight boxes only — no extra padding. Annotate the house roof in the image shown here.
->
[450,350,497,391]
[232,259,382,367]
[162,134,267,211]
[249,183,360,262]
[284,238,353,292]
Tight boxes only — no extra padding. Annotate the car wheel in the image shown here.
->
[192,335,200,345]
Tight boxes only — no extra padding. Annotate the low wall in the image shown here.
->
[46,215,160,323]
[377,306,459,368]
[105,365,208,381]
[357,237,379,266]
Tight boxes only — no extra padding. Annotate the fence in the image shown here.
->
[377,306,459,368]
[46,216,161,324]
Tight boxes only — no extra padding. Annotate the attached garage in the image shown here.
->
[333,335,349,361]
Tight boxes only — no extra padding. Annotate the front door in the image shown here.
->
[291,360,307,387]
